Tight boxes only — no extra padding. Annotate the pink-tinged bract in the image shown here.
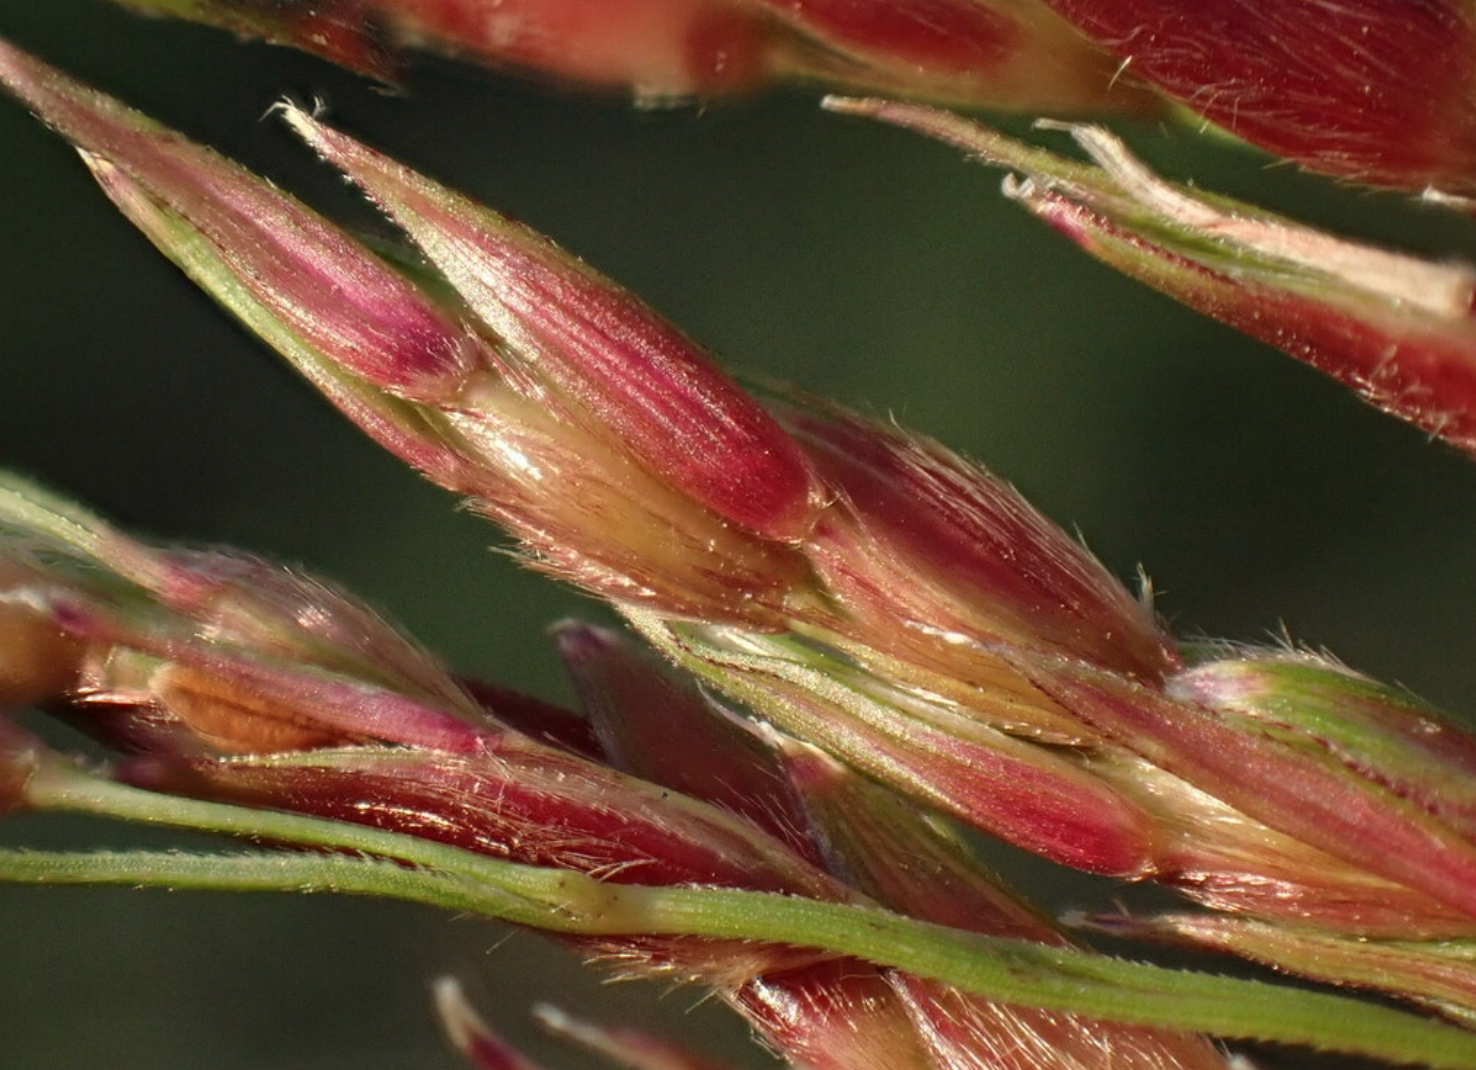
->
[282,107,827,544]
[747,0,1160,111]
[1040,0,1476,194]
[781,741,1065,942]
[124,740,836,897]
[781,400,1175,681]
[734,960,941,1070]
[115,0,397,78]
[1022,186,1476,454]
[1022,652,1476,925]
[112,0,1166,112]
[1172,653,1476,845]
[375,0,777,99]
[832,99,1476,456]
[783,744,1231,1070]
[555,623,818,859]
[640,617,1158,877]
[0,49,819,627]
[0,41,484,401]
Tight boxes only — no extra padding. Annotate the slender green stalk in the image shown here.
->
[12,758,1476,1068]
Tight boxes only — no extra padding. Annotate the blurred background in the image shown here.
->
[2,2,1476,1067]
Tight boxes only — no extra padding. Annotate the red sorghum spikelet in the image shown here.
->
[829,99,1476,457]
[1038,0,1476,194]
[110,0,1163,112]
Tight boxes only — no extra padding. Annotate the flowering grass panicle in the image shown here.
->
[5,4,1476,1069]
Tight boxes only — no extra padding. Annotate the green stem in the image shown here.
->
[0,848,472,903]
[12,758,1476,1067]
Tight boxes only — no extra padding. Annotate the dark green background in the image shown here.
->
[2,3,1476,1067]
